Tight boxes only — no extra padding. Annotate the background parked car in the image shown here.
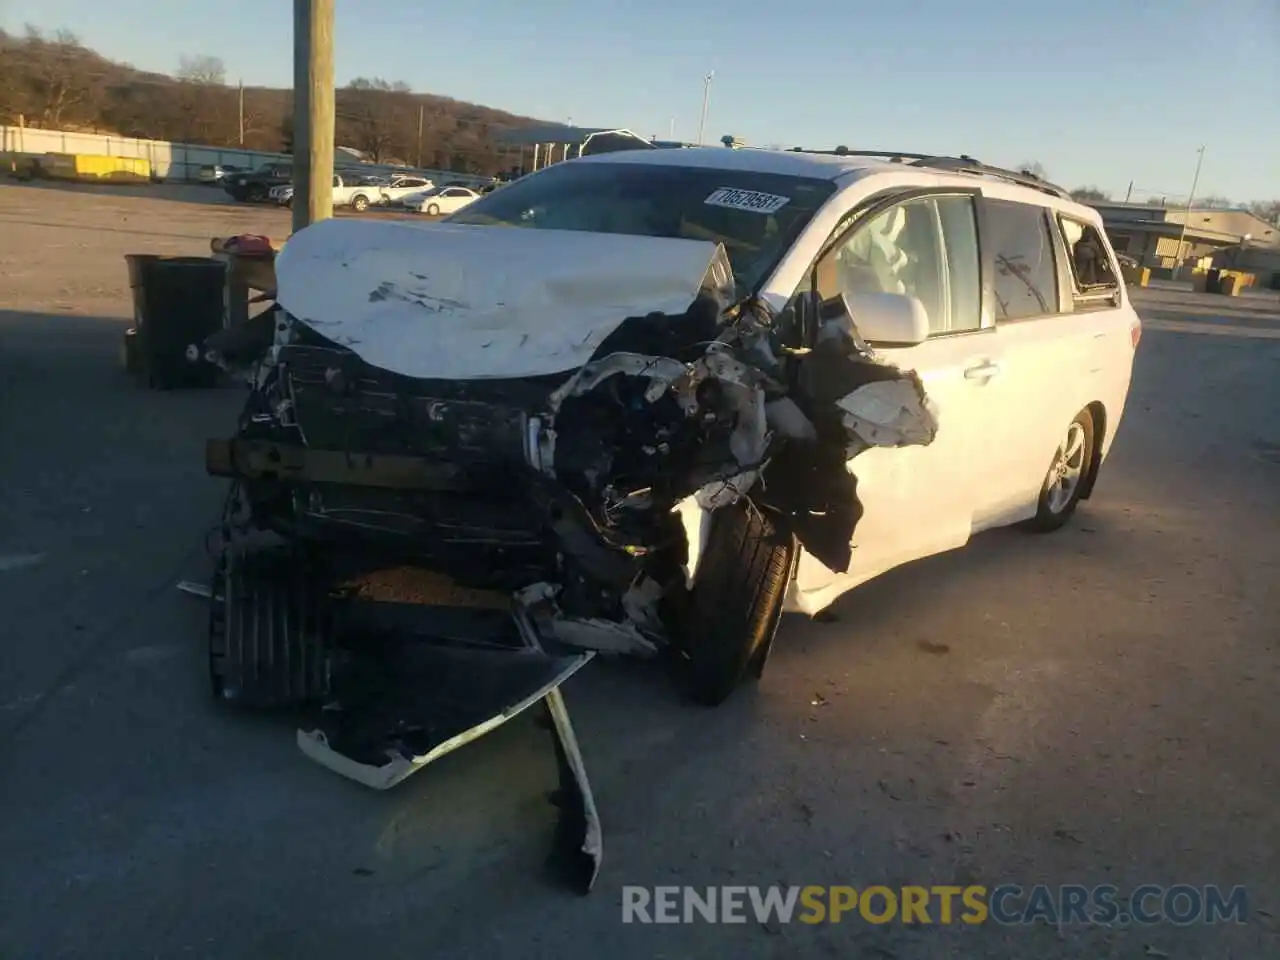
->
[406,185,480,215]
[377,175,435,207]
[223,163,292,202]
[198,163,245,185]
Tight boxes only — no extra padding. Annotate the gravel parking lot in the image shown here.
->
[1,180,1277,960]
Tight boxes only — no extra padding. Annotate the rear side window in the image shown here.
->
[1058,215,1121,308]
[985,199,1058,321]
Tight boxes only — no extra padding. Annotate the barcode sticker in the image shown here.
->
[703,187,791,215]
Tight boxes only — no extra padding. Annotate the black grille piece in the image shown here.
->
[208,545,333,708]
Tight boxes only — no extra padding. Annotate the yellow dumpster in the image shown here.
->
[37,152,152,183]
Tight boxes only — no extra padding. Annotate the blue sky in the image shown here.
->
[4,0,1277,201]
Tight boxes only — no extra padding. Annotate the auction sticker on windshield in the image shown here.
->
[704,188,791,215]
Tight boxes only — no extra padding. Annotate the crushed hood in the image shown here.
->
[273,218,733,380]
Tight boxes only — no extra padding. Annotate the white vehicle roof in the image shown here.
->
[572,145,1102,224]
[575,145,873,180]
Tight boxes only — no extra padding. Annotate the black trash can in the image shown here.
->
[1270,270,1280,292]
[1204,268,1222,295]
[125,254,226,389]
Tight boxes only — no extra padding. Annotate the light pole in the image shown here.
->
[696,71,714,146]
[1174,145,1205,275]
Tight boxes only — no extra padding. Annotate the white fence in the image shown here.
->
[0,125,287,181]
[0,125,489,186]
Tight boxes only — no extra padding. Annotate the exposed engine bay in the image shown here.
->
[197,219,939,891]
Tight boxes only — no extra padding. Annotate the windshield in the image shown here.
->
[447,160,837,293]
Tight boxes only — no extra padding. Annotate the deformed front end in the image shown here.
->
[205,218,938,697]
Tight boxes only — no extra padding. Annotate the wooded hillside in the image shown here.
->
[0,27,550,174]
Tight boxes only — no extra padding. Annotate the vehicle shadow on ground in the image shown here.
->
[0,211,237,242]
[3,177,244,206]
[0,309,245,444]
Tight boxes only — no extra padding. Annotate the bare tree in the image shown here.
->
[1196,194,1233,209]
[21,26,96,127]
[0,30,23,123]
[177,54,226,86]
[1247,200,1280,226]
[337,78,414,162]
[1017,161,1049,180]
[1070,186,1109,203]
[173,55,233,143]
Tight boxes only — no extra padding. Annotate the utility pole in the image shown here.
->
[1124,180,1133,203]
[238,80,245,146]
[292,0,335,233]
[416,102,424,169]
[1173,145,1205,275]
[696,71,714,146]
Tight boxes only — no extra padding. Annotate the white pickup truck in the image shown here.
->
[270,173,432,212]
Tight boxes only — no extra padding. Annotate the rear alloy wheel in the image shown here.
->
[1025,411,1094,533]
[351,194,369,212]
[426,203,441,216]
[677,501,795,707]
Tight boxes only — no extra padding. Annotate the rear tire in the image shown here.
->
[352,194,369,212]
[247,183,267,203]
[426,203,440,216]
[1024,410,1095,533]
[677,502,795,707]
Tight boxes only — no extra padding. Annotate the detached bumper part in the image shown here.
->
[193,546,603,893]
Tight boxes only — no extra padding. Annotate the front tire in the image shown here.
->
[677,502,795,707]
[246,183,267,203]
[351,194,369,212]
[426,203,440,216]
[1024,410,1095,533]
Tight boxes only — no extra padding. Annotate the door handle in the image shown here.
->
[964,361,1001,380]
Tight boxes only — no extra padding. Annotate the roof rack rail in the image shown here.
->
[785,146,1071,200]
[907,155,1072,200]
[789,146,935,163]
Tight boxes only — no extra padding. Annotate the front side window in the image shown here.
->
[813,195,983,336]
[985,199,1058,321]
[448,161,837,294]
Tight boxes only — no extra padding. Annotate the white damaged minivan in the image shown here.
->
[204,144,1141,719]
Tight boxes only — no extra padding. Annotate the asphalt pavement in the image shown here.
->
[0,187,1277,958]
